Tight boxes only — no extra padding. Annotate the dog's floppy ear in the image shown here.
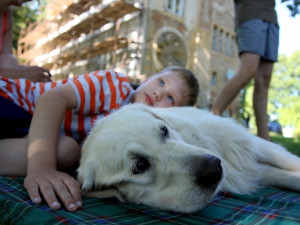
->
[78,166,125,202]
[77,158,125,201]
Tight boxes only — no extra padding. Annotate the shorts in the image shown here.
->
[236,19,279,62]
[0,96,32,139]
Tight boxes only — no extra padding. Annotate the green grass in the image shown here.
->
[270,133,300,156]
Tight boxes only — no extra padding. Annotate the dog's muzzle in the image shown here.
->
[188,155,223,188]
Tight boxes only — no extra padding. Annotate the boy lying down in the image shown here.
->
[0,66,199,211]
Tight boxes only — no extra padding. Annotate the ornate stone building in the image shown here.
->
[18,0,239,113]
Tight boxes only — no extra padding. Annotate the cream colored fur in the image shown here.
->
[77,104,300,213]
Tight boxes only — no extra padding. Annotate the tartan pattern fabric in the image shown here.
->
[1,176,300,225]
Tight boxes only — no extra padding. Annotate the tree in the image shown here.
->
[269,51,300,137]
[281,0,300,17]
[243,51,300,137]
[12,3,40,52]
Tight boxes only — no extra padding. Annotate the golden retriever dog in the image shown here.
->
[77,104,300,213]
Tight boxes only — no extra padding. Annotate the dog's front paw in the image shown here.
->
[84,189,125,202]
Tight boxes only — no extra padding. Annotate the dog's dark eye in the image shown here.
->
[132,158,150,175]
[160,125,169,138]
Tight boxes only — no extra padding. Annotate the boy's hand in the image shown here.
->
[20,66,52,82]
[24,168,82,211]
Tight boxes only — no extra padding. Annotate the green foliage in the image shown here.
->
[281,0,300,17]
[271,134,300,156]
[12,4,38,51]
[243,51,300,137]
[270,51,300,137]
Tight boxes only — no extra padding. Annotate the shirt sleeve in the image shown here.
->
[68,70,133,115]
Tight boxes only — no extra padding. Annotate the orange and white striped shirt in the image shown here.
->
[0,70,134,143]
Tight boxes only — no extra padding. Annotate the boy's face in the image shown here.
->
[132,71,188,107]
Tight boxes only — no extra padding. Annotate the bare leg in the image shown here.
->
[253,60,273,140]
[0,135,80,176]
[212,53,260,115]
[0,54,19,68]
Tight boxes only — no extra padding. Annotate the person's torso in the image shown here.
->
[234,0,278,28]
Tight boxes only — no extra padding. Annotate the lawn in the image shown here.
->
[270,133,300,156]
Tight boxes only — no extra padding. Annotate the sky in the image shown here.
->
[275,0,300,56]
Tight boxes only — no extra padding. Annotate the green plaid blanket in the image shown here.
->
[1,176,300,225]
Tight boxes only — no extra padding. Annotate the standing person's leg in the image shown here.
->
[0,8,19,69]
[0,54,19,68]
[253,20,279,140]
[253,60,274,140]
[212,53,260,115]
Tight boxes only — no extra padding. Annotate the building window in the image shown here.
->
[218,29,223,53]
[152,27,188,70]
[225,33,229,56]
[230,36,235,58]
[211,71,217,86]
[212,26,218,51]
[212,25,235,59]
[167,0,184,16]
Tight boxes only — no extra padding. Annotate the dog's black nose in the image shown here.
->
[195,155,222,187]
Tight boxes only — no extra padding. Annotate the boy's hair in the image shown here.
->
[159,66,199,106]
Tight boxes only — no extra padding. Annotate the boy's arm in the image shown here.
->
[24,84,82,211]
[0,67,52,82]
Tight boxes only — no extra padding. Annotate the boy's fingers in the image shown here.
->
[39,181,62,210]
[24,171,81,211]
[24,181,42,204]
[25,174,78,211]
[63,177,82,208]
[41,68,52,81]
[50,179,78,211]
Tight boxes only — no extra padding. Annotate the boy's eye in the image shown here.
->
[159,79,165,86]
[168,95,174,104]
